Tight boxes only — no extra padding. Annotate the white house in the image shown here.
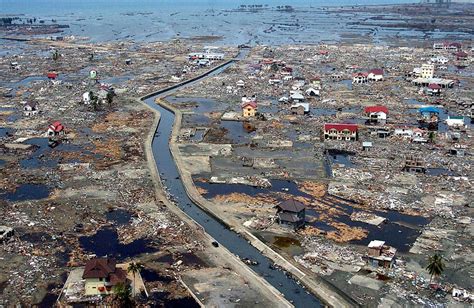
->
[236,80,245,87]
[82,92,92,104]
[289,91,305,102]
[364,106,388,122]
[445,116,464,127]
[352,72,368,84]
[430,56,448,65]
[305,88,320,97]
[290,102,310,115]
[23,101,39,116]
[394,128,413,139]
[368,69,384,81]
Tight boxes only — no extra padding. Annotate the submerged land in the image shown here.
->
[1,2,473,307]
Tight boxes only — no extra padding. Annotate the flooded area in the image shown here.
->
[105,208,133,225]
[79,227,158,260]
[1,183,50,202]
[19,138,93,169]
[195,179,430,252]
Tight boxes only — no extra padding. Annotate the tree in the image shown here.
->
[89,91,100,111]
[428,131,436,143]
[105,91,115,109]
[52,50,60,61]
[127,262,144,297]
[113,282,133,308]
[426,253,445,284]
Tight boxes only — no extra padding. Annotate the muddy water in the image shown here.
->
[142,55,323,306]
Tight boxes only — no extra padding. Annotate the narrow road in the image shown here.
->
[141,53,324,307]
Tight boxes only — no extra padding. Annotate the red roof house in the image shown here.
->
[324,123,358,132]
[324,123,358,141]
[82,258,129,295]
[428,83,441,90]
[365,106,388,122]
[365,106,389,114]
[47,121,65,136]
[368,69,384,81]
[47,72,58,79]
[455,51,468,60]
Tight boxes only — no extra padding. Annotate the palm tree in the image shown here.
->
[428,131,436,143]
[127,262,144,297]
[426,253,445,284]
[105,91,115,109]
[113,282,133,308]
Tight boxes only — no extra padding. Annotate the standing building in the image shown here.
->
[364,106,388,123]
[366,240,397,268]
[275,199,306,229]
[82,258,129,295]
[324,123,358,141]
[421,64,435,79]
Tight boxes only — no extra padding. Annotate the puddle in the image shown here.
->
[156,253,174,263]
[0,127,14,138]
[101,75,132,84]
[2,76,49,97]
[189,128,206,142]
[327,149,355,168]
[165,96,220,114]
[177,252,207,267]
[425,168,457,176]
[20,231,53,243]
[195,179,312,199]
[1,184,50,202]
[220,120,256,144]
[79,227,157,260]
[36,283,61,308]
[338,79,353,90]
[20,138,93,169]
[140,268,174,283]
[106,208,132,225]
[312,107,337,117]
[182,113,213,126]
[261,234,304,256]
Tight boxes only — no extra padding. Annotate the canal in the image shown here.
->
[142,56,323,307]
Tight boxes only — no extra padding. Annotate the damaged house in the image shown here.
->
[275,199,306,230]
[366,240,397,269]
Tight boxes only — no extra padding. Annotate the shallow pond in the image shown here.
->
[79,227,158,260]
[1,184,50,202]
